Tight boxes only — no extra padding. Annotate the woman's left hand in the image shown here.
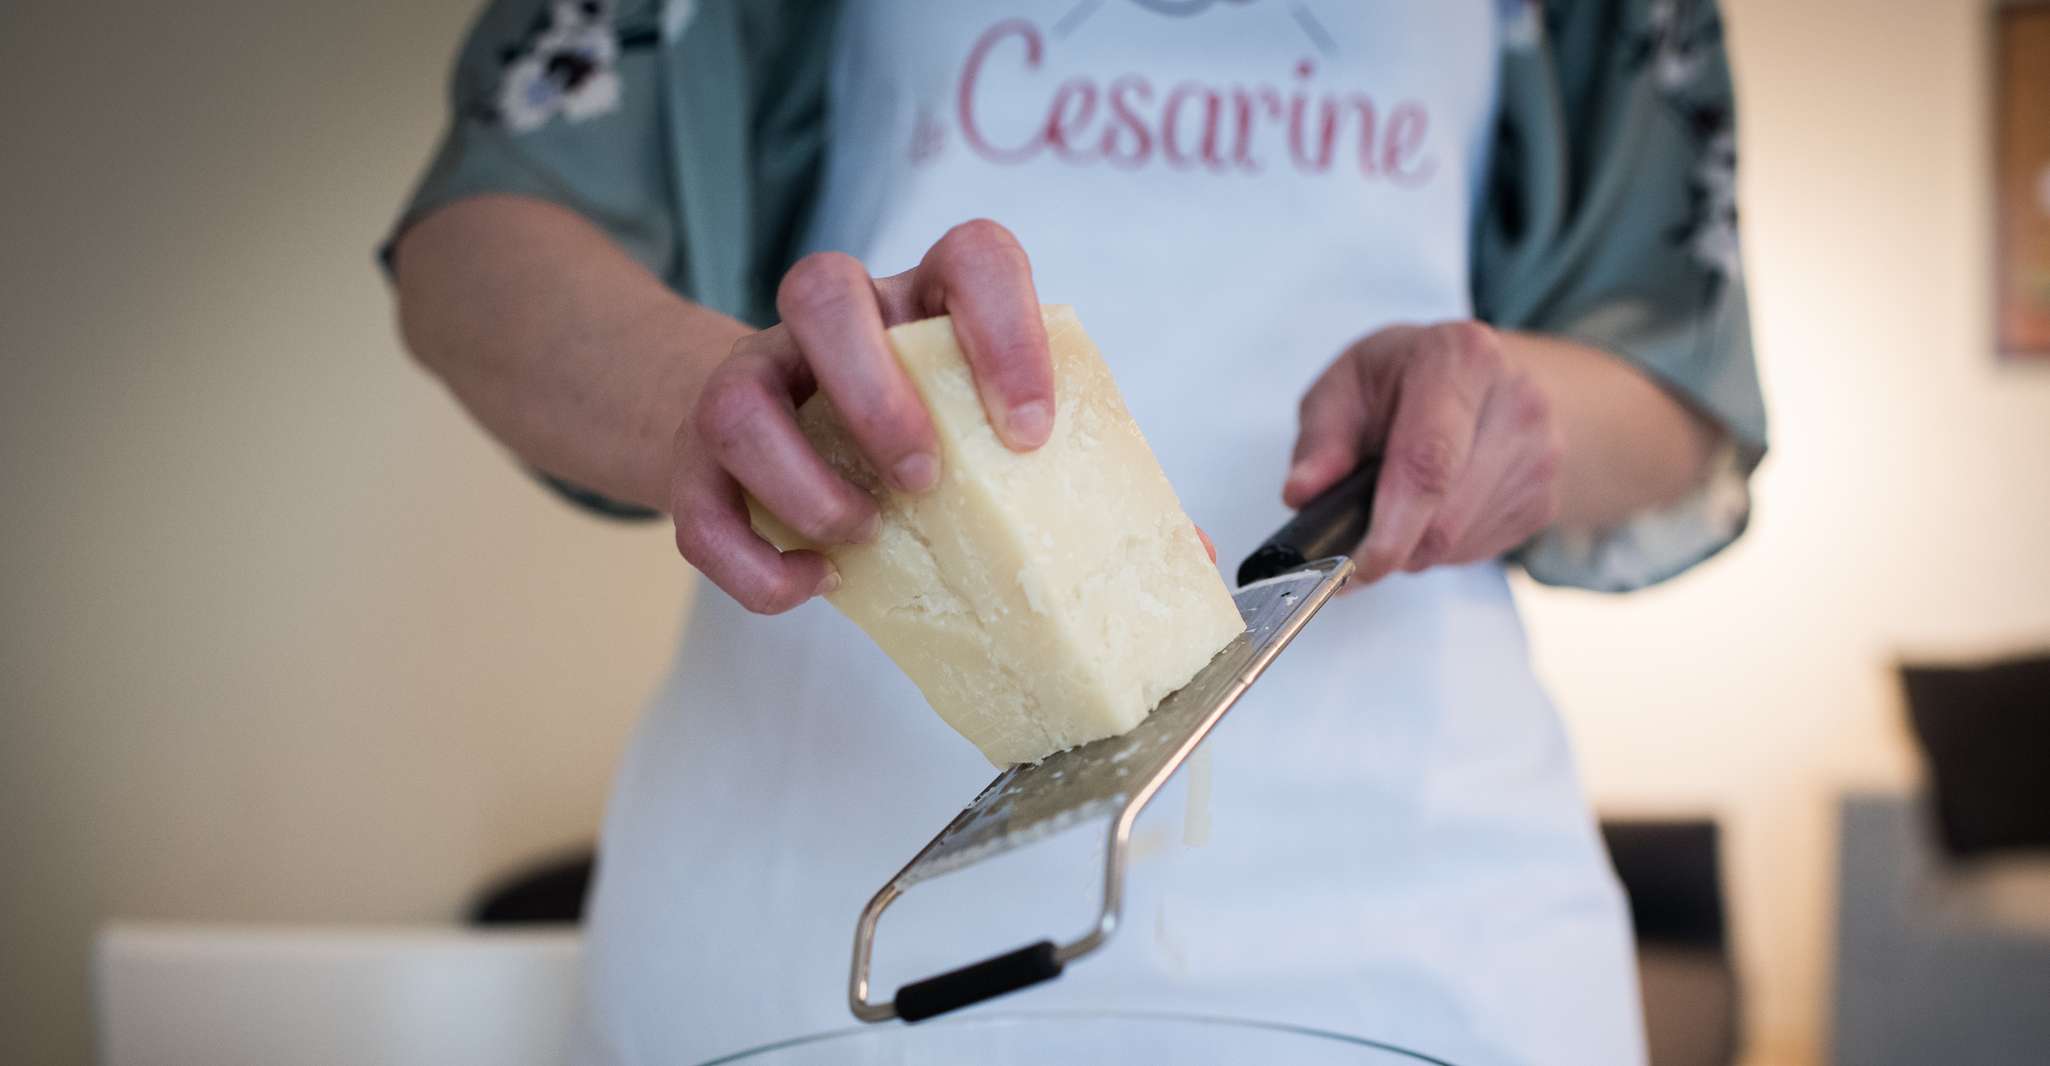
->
[1285,321,1564,583]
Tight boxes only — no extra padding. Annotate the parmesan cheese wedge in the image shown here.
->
[752,305,1245,766]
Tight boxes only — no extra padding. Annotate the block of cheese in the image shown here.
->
[752,305,1245,766]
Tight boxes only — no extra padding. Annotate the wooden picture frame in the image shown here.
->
[1995,3,2050,360]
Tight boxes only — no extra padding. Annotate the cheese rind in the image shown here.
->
[752,306,1245,766]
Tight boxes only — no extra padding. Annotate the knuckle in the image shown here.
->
[1352,335,1402,382]
[838,384,924,447]
[933,218,1029,276]
[1438,320,1504,374]
[730,581,779,615]
[725,330,792,376]
[777,252,865,319]
[727,329,773,361]
[1429,519,1464,555]
[1510,374,1552,428]
[694,373,767,452]
[1412,525,1455,568]
[672,511,711,566]
[726,567,802,615]
[943,218,1022,256]
[801,493,869,543]
[1528,438,1563,485]
[1392,434,1460,497]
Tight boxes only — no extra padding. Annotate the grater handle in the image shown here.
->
[894,940,1064,1022]
[1236,459,1380,586]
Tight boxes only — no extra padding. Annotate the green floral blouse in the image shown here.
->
[386,0,1767,593]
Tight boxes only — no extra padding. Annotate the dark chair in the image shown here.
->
[1602,818,1740,1066]
[469,848,595,925]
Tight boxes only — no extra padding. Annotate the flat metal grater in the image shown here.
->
[848,461,1381,1024]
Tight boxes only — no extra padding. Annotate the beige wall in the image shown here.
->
[1520,1,2050,1062]
[0,3,687,1064]
[3,1,2045,1064]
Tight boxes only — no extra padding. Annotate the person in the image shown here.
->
[383,1,1765,1062]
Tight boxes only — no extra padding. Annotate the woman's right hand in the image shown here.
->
[669,220,1055,614]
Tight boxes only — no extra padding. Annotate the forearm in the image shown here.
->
[390,195,748,512]
[1501,330,1723,532]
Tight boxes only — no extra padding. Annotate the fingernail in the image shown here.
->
[857,510,882,543]
[815,566,841,598]
[1007,401,1052,447]
[893,452,939,493]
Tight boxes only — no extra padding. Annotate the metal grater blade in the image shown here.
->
[850,555,1352,1022]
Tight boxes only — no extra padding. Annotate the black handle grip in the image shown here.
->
[1235,459,1380,587]
[894,940,1063,1023]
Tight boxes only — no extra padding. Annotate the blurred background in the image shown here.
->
[2,1,2046,1064]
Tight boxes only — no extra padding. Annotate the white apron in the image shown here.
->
[576,3,1644,1064]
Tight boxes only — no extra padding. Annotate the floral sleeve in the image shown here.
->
[380,0,680,282]
[383,1,837,520]
[1476,0,1768,592]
